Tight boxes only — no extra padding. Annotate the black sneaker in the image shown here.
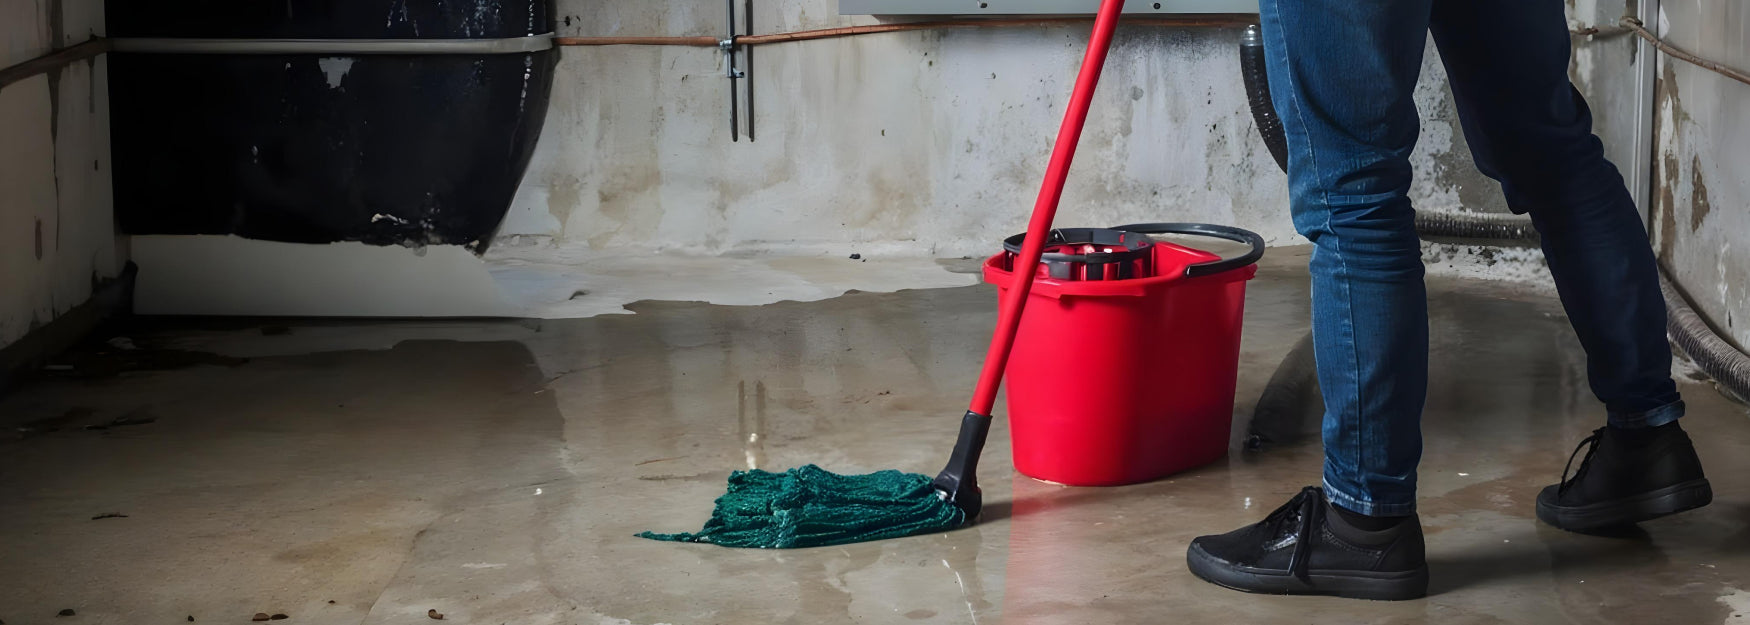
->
[1536,422,1712,531]
[1186,486,1429,600]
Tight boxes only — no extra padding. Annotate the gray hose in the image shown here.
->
[1237,27,1750,413]
[1414,210,1540,247]
[1662,275,1750,402]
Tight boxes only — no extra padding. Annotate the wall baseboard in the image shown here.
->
[0,262,138,395]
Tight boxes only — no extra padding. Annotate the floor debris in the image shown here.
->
[83,409,158,431]
[17,408,92,435]
[634,456,685,466]
[91,513,128,520]
[40,340,248,378]
[427,608,445,620]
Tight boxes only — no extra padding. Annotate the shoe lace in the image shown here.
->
[1259,486,1325,581]
[1558,427,1606,496]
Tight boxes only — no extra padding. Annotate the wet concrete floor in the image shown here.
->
[1,246,1748,624]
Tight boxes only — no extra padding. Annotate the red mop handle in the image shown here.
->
[968,0,1127,415]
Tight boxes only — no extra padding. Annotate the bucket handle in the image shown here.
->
[1110,223,1266,278]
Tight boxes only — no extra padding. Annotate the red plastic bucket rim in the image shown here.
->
[985,240,1256,299]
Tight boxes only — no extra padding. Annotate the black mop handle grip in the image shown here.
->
[932,410,993,520]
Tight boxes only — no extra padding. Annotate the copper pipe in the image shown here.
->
[556,14,1255,48]
[553,35,720,47]
[0,38,112,91]
[1622,17,1750,87]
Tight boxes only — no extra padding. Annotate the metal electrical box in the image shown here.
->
[840,0,1258,15]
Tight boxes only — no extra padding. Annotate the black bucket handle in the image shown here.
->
[1111,223,1266,278]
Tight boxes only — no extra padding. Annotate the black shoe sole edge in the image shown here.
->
[1185,543,1429,601]
[1536,478,1713,531]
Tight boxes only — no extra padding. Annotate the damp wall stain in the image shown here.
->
[1688,154,1711,231]
[1648,0,1750,353]
[45,0,63,142]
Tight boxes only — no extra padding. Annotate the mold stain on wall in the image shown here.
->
[1688,154,1710,231]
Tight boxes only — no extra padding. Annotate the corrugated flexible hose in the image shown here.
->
[1663,275,1750,402]
[1237,25,1750,418]
[1238,25,1288,173]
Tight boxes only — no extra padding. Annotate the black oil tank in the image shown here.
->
[108,0,557,251]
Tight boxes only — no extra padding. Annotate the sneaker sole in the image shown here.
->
[1186,543,1429,601]
[1536,478,1713,531]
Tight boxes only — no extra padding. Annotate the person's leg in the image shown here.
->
[1428,0,1709,531]
[1274,0,1433,519]
[1184,0,1432,601]
[1428,0,1678,423]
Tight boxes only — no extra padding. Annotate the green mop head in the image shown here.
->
[638,464,966,548]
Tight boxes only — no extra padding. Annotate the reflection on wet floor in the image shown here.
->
[740,380,768,471]
[0,247,1747,624]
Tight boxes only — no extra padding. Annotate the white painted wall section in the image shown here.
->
[1649,1,1750,351]
[0,0,123,349]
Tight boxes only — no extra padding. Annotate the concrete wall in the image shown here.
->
[0,0,122,349]
[112,1,1714,320]
[1649,1,1749,351]
[497,0,1511,258]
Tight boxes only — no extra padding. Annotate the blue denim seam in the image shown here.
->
[1609,399,1685,428]
[1323,477,1418,516]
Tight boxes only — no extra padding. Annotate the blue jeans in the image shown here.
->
[1260,0,1685,516]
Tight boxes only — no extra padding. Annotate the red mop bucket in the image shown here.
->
[985,223,1264,486]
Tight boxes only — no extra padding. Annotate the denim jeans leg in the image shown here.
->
[1427,0,1684,429]
[1261,0,1433,517]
